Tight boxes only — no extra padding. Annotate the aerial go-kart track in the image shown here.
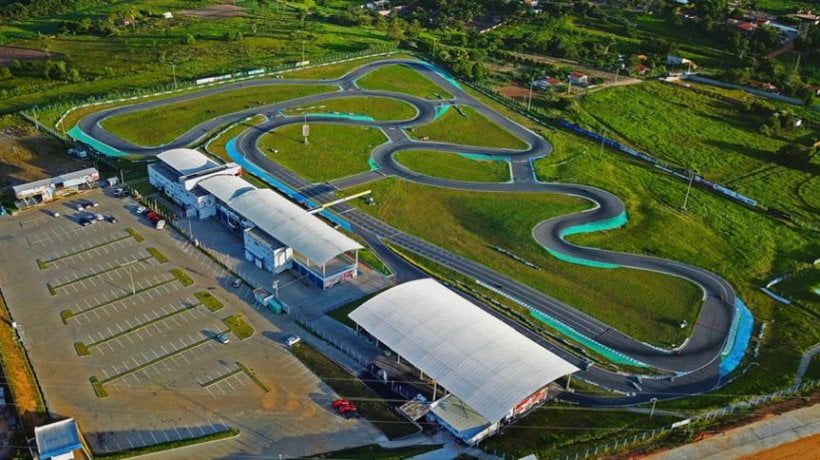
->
[72,57,753,404]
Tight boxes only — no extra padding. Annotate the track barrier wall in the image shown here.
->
[719,298,754,376]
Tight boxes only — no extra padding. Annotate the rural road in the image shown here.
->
[74,58,751,405]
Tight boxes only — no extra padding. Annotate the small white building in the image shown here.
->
[35,418,89,460]
[12,167,99,206]
[568,71,589,86]
[147,148,242,218]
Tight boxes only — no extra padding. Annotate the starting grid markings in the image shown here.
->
[102,420,230,453]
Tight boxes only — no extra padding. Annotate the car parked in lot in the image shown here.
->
[106,215,117,223]
[50,210,60,218]
[94,213,104,221]
[215,333,230,344]
[232,279,242,288]
[136,205,147,214]
[74,203,85,211]
[283,334,301,348]
[113,187,129,197]
[79,216,95,226]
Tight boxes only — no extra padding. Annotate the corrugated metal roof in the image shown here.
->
[229,189,362,264]
[12,168,99,194]
[157,148,219,175]
[197,174,255,203]
[349,279,578,423]
[56,167,98,183]
[35,418,82,459]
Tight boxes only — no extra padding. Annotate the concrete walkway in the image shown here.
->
[648,404,820,460]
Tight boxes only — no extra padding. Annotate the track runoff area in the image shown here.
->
[72,57,753,405]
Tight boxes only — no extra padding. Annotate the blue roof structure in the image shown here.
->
[35,418,82,459]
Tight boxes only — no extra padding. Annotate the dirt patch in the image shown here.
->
[177,3,248,19]
[0,128,85,190]
[497,84,530,100]
[0,46,51,67]
[742,433,820,459]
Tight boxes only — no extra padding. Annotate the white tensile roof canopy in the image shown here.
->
[229,188,362,265]
[349,278,578,423]
[157,148,221,176]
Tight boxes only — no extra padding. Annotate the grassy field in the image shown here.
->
[460,85,819,398]
[290,342,418,440]
[347,178,704,346]
[394,149,510,182]
[576,81,819,224]
[410,105,529,150]
[258,123,386,182]
[483,406,678,459]
[284,53,414,80]
[356,64,452,100]
[206,115,267,162]
[283,96,417,121]
[773,266,819,308]
[100,84,334,146]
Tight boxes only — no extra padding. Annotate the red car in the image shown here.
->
[331,399,358,418]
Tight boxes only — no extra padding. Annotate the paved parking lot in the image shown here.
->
[0,189,383,458]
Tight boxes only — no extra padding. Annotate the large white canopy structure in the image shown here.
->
[198,174,256,203]
[157,148,221,176]
[349,278,578,423]
[229,189,362,265]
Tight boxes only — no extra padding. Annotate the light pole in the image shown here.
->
[301,40,306,63]
[527,80,534,111]
[649,397,658,419]
[682,169,695,210]
[171,63,177,90]
[120,260,138,295]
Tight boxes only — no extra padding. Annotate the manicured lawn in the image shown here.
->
[347,179,704,346]
[482,406,678,459]
[394,149,510,182]
[410,105,529,150]
[358,249,392,276]
[207,115,267,162]
[283,96,417,121]
[356,63,452,99]
[259,123,386,182]
[290,342,418,439]
[576,81,818,224]
[100,85,335,146]
[328,290,385,329]
[222,315,254,340]
[195,291,225,312]
[773,266,819,308]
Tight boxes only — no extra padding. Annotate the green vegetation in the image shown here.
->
[328,290,384,330]
[258,123,386,182]
[773,266,819,310]
[357,63,452,99]
[285,53,413,80]
[59,310,74,324]
[222,315,253,340]
[357,249,392,276]
[290,342,418,439]
[36,259,48,270]
[170,268,194,287]
[348,178,703,346]
[195,291,224,312]
[576,82,818,224]
[237,362,270,393]
[100,85,334,146]
[89,376,107,398]
[94,428,240,460]
[411,105,528,150]
[395,150,510,182]
[74,342,89,357]
[207,115,266,162]
[147,247,168,263]
[126,227,144,242]
[483,406,678,459]
[46,284,56,296]
[284,96,416,121]
[314,444,442,459]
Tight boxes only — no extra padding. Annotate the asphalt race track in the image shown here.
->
[75,58,751,405]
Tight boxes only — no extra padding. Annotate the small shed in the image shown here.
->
[35,418,89,460]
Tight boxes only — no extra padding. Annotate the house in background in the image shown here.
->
[568,71,589,86]
[533,76,562,91]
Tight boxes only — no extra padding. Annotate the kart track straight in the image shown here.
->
[75,58,750,406]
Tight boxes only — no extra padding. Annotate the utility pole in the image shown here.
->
[682,169,695,210]
[527,80,534,111]
[301,40,306,63]
[302,113,309,145]
[649,397,658,419]
[171,63,177,90]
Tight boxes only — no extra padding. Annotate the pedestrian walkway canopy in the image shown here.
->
[349,278,578,423]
